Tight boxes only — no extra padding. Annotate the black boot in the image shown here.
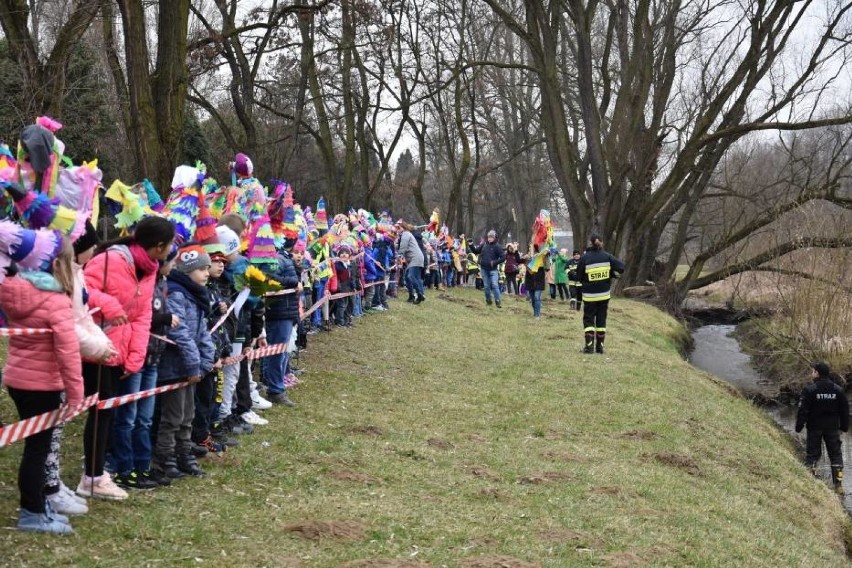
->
[595,332,606,354]
[832,466,844,495]
[177,454,205,477]
[583,333,595,354]
[495,300,501,308]
[154,455,184,480]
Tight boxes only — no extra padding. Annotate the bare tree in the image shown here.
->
[483,0,852,308]
[0,0,101,117]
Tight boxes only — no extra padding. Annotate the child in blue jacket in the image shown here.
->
[153,244,214,479]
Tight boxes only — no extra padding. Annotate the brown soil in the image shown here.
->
[339,561,433,568]
[651,452,702,476]
[282,520,368,541]
[349,425,385,436]
[427,438,454,449]
[541,451,588,463]
[618,430,659,441]
[518,472,571,485]
[329,469,383,485]
[465,433,487,442]
[459,556,540,568]
[466,466,501,481]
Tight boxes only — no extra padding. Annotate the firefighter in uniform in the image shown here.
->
[795,361,849,494]
[577,235,624,354]
[566,250,582,311]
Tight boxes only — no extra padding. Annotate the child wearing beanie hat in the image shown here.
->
[174,244,211,276]
[153,243,214,479]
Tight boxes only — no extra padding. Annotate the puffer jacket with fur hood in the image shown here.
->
[0,273,83,406]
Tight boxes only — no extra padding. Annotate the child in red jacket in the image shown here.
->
[0,228,82,535]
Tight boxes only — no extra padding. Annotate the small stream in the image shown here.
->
[690,324,852,511]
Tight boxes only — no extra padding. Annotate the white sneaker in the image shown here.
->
[47,489,88,515]
[59,481,87,506]
[251,391,272,411]
[240,410,269,426]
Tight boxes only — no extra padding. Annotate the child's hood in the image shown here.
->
[0,272,64,318]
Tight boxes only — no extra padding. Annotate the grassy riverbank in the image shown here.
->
[0,289,849,567]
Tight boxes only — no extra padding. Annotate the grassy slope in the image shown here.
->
[0,289,849,567]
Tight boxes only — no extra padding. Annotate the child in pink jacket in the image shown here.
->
[0,235,82,535]
[77,216,175,501]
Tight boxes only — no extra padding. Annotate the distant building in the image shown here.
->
[553,228,574,252]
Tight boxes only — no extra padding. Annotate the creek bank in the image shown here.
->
[690,323,852,515]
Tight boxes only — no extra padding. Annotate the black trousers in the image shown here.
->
[556,283,568,300]
[7,387,62,513]
[506,273,519,295]
[569,285,582,309]
[235,356,252,415]
[83,363,122,477]
[583,300,609,345]
[805,428,843,467]
[192,372,216,443]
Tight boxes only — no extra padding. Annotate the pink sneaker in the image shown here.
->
[284,373,300,388]
[76,474,128,501]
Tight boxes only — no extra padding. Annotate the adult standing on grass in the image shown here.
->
[396,221,425,304]
[577,234,624,354]
[795,361,849,494]
[468,230,506,307]
[504,243,522,296]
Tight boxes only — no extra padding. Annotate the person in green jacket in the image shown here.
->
[552,249,570,301]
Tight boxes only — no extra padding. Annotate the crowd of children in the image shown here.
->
[0,120,629,536]
[0,119,447,535]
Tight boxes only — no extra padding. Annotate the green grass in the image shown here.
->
[0,289,849,567]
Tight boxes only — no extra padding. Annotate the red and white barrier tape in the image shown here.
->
[96,381,190,410]
[0,327,53,336]
[221,342,290,367]
[149,333,177,345]
[0,394,98,448]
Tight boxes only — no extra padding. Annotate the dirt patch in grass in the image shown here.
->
[538,528,600,546]
[618,430,658,441]
[651,452,702,476]
[590,486,622,495]
[541,451,588,463]
[283,520,368,541]
[478,487,503,499]
[349,425,385,436]
[329,469,383,485]
[465,433,486,442]
[339,560,434,568]
[518,472,571,485]
[602,551,645,567]
[466,466,501,481]
[460,555,540,568]
[427,437,454,449]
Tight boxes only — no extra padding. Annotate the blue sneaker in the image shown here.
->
[18,508,74,535]
[44,500,70,525]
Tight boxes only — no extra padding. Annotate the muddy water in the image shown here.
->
[690,324,852,511]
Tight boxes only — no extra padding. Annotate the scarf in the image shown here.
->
[128,242,160,280]
[167,270,211,315]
